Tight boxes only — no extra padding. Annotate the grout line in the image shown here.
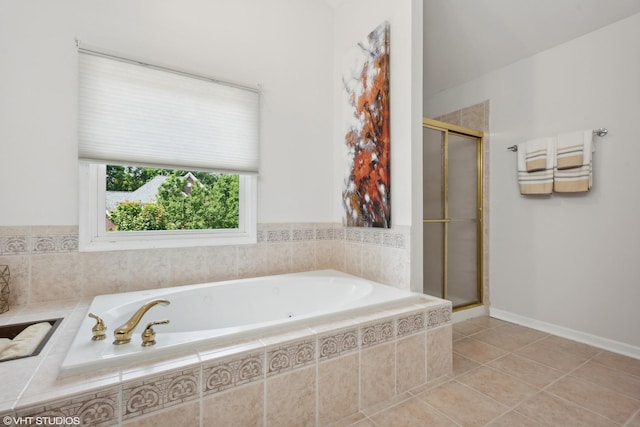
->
[361,392,414,419]
[589,349,640,379]
[542,386,625,425]
[453,379,512,414]
[315,335,319,427]
[623,407,640,427]
[534,353,633,425]
[198,364,203,427]
[412,394,463,427]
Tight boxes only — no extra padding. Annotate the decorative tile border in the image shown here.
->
[318,328,359,361]
[266,339,316,376]
[16,387,119,427]
[0,235,79,255]
[360,319,395,349]
[397,312,426,337]
[203,352,264,396]
[427,304,453,329]
[362,229,383,245]
[260,224,407,249]
[122,367,199,420]
[345,228,363,243]
[292,228,315,241]
[0,224,407,255]
[33,235,79,253]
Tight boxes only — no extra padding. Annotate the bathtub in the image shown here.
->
[60,270,425,376]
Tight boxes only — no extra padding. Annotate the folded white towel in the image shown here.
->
[556,130,591,170]
[554,130,594,192]
[524,137,553,172]
[0,322,52,360]
[517,138,555,195]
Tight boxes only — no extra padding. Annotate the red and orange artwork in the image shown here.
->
[342,22,390,228]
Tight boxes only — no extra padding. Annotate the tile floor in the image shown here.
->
[334,316,640,427]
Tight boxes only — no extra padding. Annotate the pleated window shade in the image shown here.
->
[78,51,260,174]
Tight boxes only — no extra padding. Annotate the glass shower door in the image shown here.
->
[422,119,483,309]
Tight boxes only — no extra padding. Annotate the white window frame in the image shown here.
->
[79,162,257,252]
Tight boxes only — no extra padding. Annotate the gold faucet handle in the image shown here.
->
[88,312,107,341]
[141,319,170,347]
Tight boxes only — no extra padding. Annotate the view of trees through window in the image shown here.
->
[106,166,240,232]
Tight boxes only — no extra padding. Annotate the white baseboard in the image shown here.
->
[490,307,640,360]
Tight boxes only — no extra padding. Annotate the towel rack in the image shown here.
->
[507,128,608,152]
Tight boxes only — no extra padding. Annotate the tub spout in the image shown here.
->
[113,299,170,345]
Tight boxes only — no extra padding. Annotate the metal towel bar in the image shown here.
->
[507,128,608,152]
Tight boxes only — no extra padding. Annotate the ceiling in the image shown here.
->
[423,0,640,96]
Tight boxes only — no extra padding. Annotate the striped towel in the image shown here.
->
[524,137,552,172]
[517,138,555,195]
[554,131,594,193]
[553,165,591,192]
[556,130,590,170]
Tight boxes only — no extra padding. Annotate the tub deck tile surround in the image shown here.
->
[0,295,452,426]
[202,350,265,396]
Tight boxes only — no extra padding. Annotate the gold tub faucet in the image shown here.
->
[113,298,170,345]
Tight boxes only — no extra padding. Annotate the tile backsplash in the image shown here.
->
[0,223,411,307]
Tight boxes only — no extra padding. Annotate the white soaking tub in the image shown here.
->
[61,270,425,376]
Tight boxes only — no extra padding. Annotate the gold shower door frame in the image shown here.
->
[423,118,484,311]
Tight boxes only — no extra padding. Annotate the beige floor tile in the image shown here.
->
[369,398,458,427]
[325,411,367,427]
[452,330,465,341]
[545,375,640,424]
[362,392,412,417]
[472,324,546,352]
[571,360,640,399]
[626,410,640,427]
[453,352,481,377]
[454,337,508,364]
[408,375,452,395]
[591,350,640,378]
[467,316,509,329]
[539,335,600,358]
[452,319,487,337]
[515,392,618,427]
[487,354,564,389]
[457,366,539,408]
[453,353,480,377]
[485,410,542,427]
[514,337,595,372]
[417,380,509,427]
[495,323,547,339]
[349,419,376,427]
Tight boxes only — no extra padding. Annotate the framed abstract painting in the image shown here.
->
[341,22,390,228]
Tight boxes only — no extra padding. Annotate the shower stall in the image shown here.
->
[422,118,484,310]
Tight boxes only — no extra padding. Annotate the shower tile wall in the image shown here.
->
[0,223,410,308]
[434,100,491,309]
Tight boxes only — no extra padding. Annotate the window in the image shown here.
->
[78,48,258,251]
